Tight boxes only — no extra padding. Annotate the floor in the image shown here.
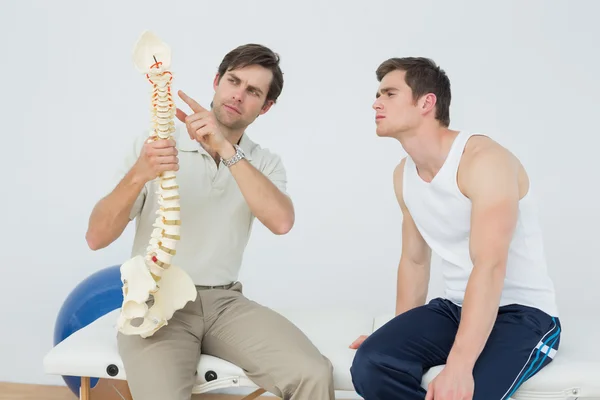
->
[0,382,270,399]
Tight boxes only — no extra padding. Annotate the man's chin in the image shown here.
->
[375,128,392,138]
[216,111,240,127]
[221,117,247,131]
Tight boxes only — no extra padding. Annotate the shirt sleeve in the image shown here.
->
[108,132,148,220]
[263,153,288,196]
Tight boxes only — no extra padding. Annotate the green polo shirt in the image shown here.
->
[112,125,288,285]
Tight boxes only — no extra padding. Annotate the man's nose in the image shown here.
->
[232,88,245,102]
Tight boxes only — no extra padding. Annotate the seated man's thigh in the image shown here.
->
[202,294,334,400]
[472,304,561,400]
[117,312,202,400]
[350,298,461,400]
[357,298,460,368]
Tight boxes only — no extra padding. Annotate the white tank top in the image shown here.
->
[402,131,559,317]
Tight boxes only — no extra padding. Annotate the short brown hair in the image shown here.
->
[217,44,284,104]
[376,57,451,127]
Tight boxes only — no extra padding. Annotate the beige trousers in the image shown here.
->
[117,282,335,400]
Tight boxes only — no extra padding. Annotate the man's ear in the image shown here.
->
[419,93,437,116]
[259,100,275,116]
[213,73,221,91]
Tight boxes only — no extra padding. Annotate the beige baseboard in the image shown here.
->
[0,382,270,400]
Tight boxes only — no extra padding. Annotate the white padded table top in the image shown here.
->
[43,308,373,393]
[44,309,600,399]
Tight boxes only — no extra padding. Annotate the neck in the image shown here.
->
[204,120,245,160]
[222,124,245,147]
[395,124,459,182]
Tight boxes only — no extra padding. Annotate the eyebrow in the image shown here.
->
[376,86,398,98]
[228,72,265,97]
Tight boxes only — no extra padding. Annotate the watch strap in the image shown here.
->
[222,144,245,167]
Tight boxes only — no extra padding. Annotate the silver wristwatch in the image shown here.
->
[222,144,245,167]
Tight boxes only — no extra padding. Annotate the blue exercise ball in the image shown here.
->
[53,265,124,396]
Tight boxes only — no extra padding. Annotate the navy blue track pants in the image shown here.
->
[350,298,561,399]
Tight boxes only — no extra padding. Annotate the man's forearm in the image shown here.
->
[395,258,430,315]
[446,262,505,370]
[86,169,146,250]
[227,158,294,235]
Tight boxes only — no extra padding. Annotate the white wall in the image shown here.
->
[2,0,599,387]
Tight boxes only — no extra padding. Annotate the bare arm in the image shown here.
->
[221,143,294,235]
[85,138,178,250]
[349,159,431,349]
[85,169,146,250]
[393,158,432,316]
[176,90,294,236]
[445,142,520,370]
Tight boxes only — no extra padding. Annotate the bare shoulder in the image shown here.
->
[464,135,510,158]
[458,135,527,199]
[393,157,408,209]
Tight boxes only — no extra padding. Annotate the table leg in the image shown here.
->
[240,388,267,400]
[80,377,91,400]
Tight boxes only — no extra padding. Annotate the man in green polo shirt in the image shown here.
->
[86,43,334,400]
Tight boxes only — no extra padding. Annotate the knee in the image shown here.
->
[284,355,333,390]
[350,340,382,389]
[301,356,333,384]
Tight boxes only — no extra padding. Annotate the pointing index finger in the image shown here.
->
[178,90,206,114]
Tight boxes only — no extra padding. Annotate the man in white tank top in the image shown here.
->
[349,58,561,400]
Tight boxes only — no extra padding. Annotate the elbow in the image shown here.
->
[273,224,292,235]
[472,258,507,289]
[492,262,507,282]
[273,219,294,235]
[472,250,507,274]
[272,213,295,235]
[484,258,507,276]
[85,230,106,251]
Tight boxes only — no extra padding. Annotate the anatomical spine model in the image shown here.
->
[116,31,197,338]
